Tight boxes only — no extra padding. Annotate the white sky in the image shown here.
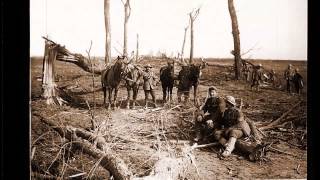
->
[30,0,307,60]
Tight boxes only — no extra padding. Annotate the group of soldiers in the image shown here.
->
[247,62,304,94]
[193,86,261,157]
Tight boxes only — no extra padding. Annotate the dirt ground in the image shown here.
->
[31,57,307,179]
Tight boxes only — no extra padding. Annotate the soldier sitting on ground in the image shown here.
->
[194,86,226,143]
[213,96,261,157]
[251,64,264,91]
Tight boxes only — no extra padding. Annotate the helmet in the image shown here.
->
[144,64,152,68]
[209,86,218,91]
[226,96,236,106]
[258,64,262,67]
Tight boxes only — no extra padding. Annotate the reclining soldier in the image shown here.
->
[213,96,261,157]
[194,86,226,143]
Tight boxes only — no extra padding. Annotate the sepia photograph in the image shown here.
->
[30,0,307,179]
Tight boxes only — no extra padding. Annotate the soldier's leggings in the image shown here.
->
[144,90,156,106]
[214,129,244,140]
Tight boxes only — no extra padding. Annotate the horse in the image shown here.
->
[159,61,175,103]
[177,60,207,105]
[101,56,127,109]
[122,64,143,109]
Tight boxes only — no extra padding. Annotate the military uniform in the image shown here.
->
[141,65,158,108]
[284,65,295,93]
[251,65,264,91]
[293,70,303,94]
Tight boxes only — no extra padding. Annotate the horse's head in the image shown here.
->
[189,64,203,81]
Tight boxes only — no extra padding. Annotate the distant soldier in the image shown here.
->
[284,64,295,93]
[213,96,260,157]
[242,62,250,82]
[269,69,276,87]
[140,64,158,108]
[251,64,264,91]
[293,68,304,94]
[194,86,226,143]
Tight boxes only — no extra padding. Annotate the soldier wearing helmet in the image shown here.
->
[213,96,253,157]
[194,86,226,143]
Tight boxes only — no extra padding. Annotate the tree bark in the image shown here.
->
[189,8,200,64]
[123,0,131,57]
[41,41,67,105]
[35,113,133,180]
[181,26,189,65]
[136,33,139,62]
[227,0,242,79]
[104,0,112,64]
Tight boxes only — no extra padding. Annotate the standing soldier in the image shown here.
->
[251,64,264,91]
[242,62,250,82]
[194,86,226,143]
[269,69,277,87]
[293,68,304,94]
[140,64,158,108]
[284,64,295,93]
[213,96,259,157]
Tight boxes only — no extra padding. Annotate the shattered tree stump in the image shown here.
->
[41,41,66,105]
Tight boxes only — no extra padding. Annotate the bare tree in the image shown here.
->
[104,0,111,64]
[189,8,200,64]
[122,0,131,57]
[136,33,139,62]
[227,0,242,79]
[180,25,189,64]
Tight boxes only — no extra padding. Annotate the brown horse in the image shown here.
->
[122,64,143,109]
[101,56,127,109]
[177,60,207,105]
[160,61,175,103]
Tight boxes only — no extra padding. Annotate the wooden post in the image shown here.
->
[136,33,139,62]
[181,25,189,65]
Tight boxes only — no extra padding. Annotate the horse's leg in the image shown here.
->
[108,88,112,110]
[126,87,131,109]
[169,85,173,102]
[114,88,119,109]
[162,84,167,103]
[102,87,106,106]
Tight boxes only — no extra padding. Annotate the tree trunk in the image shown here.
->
[227,0,242,80]
[136,33,139,62]
[181,26,188,64]
[41,41,66,105]
[35,113,133,180]
[104,0,112,64]
[189,15,194,64]
[123,0,131,57]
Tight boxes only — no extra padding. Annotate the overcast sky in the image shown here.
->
[30,0,307,60]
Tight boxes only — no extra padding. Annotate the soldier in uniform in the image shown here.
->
[194,86,226,143]
[269,69,276,87]
[213,96,253,157]
[251,64,264,91]
[293,68,303,94]
[141,64,158,108]
[284,64,295,93]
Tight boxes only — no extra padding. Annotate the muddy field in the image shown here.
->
[31,57,307,179]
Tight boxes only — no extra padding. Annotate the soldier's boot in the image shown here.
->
[222,137,237,157]
[194,131,203,142]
